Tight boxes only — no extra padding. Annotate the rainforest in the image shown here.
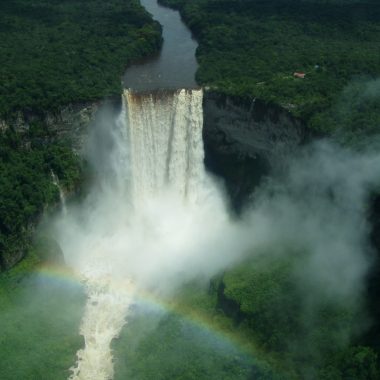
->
[0,1,380,379]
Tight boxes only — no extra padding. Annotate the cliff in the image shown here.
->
[0,101,103,271]
[203,90,310,209]
[0,101,101,153]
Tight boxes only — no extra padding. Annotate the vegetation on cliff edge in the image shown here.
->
[0,129,81,269]
[159,0,380,135]
[0,0,162,117]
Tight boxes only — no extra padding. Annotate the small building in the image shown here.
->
[293,72,306,79]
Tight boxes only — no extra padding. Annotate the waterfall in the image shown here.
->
[124,88,205,203]
[51,170,67,215]
[68,88,221,380]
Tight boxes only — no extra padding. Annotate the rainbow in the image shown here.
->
[35,265,278,378]
[36,262,265,363]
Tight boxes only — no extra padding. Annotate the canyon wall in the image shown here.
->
[0,101,103,153]
[203,90,309,209]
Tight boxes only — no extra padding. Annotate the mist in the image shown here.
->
[53,91,244,293]
[0,270,84,379]
[50,88,380,378]
[246,140,380,300]
[236,139,380,377]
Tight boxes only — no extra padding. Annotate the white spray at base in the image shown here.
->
[52,87,380,379]
[59,89,238,380]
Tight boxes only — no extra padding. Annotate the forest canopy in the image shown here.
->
[0,0,162,117]
[159,0,380,134]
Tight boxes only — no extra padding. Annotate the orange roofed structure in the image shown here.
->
[293,72,306,79]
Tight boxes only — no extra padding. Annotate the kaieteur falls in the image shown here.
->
[55,88,237,380]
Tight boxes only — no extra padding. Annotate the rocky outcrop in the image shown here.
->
[203,90,309,209]
[0,101,102,153]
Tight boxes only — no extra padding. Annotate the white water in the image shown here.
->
[125,89,205,202]
[65,88,233,380]
[51,170,67,215]
[69,277,134,380]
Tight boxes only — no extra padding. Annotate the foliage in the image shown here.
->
[114,313,251,380]
[159,0,380,133]
[110,278,281,379]
[111,261,379,380]
[0,129,81,269]
[0,252,85,380]
[0,0,162,117]
[219,254,379,379]
[309,77,380,143]
[321,346,380,380]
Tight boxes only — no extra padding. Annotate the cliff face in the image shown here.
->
[0,101,101,153]
[202,90,309,320]
[203,90,309,209]
[203,91,380,354]
[0,101,103,271]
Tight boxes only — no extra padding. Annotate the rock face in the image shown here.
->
[203,90,309,209]
[0,101,102,153]
[203,91,380,351]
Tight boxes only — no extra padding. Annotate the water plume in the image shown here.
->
[55,89,236,380]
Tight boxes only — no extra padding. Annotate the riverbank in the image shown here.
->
[124,0,198,90]
[159,0,380,136]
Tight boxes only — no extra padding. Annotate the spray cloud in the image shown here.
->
[54,89,244,379]
[52,88,380,379]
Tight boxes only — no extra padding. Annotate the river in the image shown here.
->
[123,0,198,90]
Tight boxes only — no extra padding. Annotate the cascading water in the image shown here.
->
[125,89,205,203]
[51,170,67,215]
[87,88,208,204]
[64,88,231,380]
